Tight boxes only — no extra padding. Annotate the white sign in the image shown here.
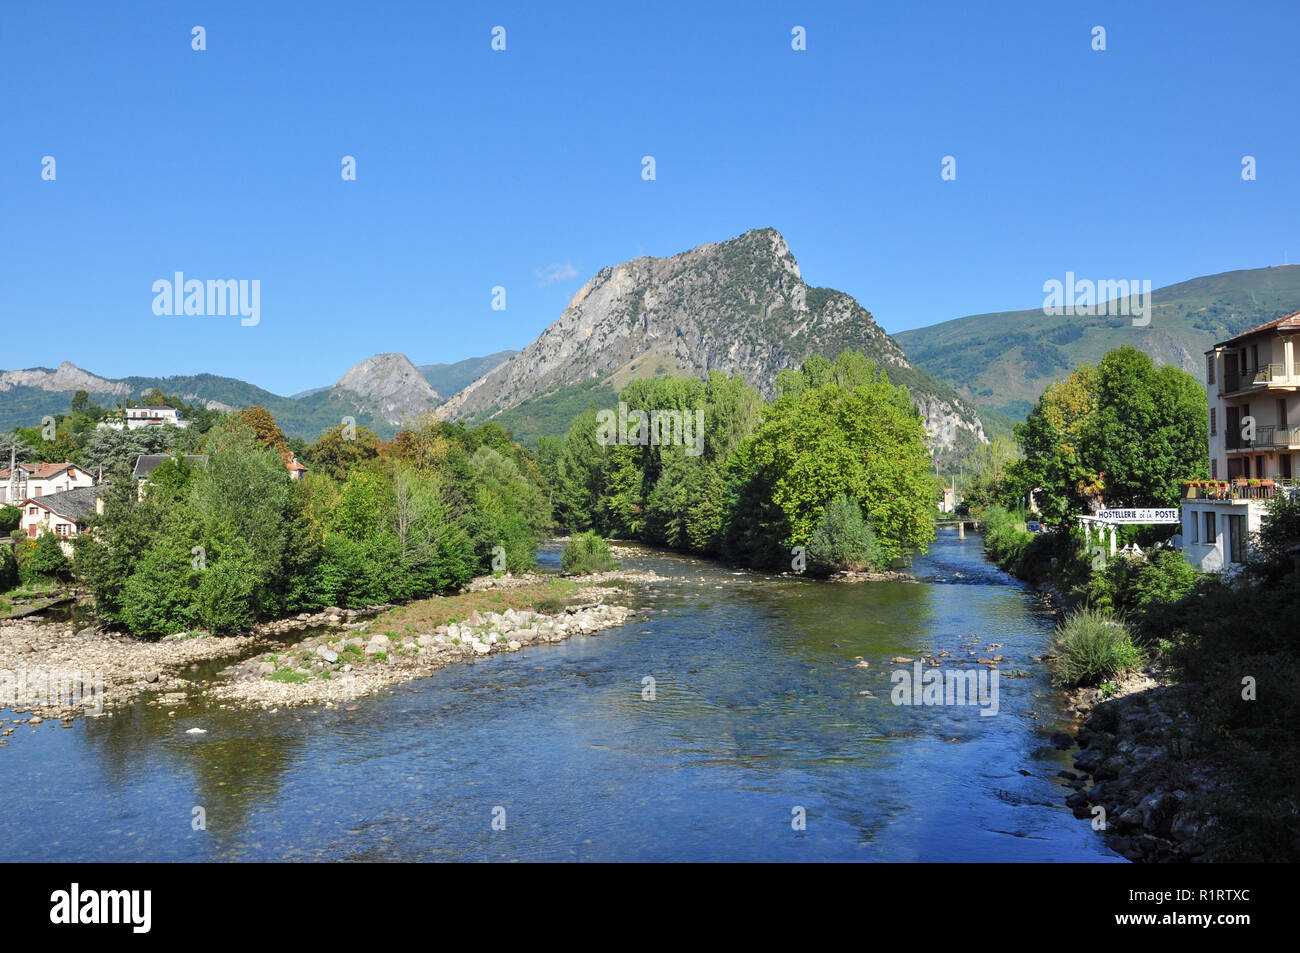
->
[1093,508,1181,524]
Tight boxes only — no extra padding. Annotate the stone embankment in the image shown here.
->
[1055,668,1220,862]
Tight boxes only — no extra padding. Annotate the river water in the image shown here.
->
[0,530,1120,861]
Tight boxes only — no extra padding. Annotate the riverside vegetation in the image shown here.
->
[961,345,1300,862]
[2,346,940,705]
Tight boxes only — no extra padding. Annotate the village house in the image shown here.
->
[97,406,189,430]
[1181,311,1300,571]
[0,461,97,505]
[284,451,307,480]
[18,485,107,554]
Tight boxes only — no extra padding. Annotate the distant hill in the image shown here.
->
[418,351,517,398]
[895,265,1300,420]
[1,353,468,441]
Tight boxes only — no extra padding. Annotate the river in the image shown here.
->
[0,529,1120,861]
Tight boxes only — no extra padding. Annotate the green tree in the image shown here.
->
[807,495,886,573]
[305,424,381,481]
[732,352,935,565]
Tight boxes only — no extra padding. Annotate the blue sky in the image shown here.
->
[3,1,1298,396]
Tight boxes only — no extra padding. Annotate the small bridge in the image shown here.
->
[935,518,980,539]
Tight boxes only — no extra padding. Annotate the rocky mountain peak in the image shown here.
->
[434,227,984,450]
[334,353,441,426]
[0,362,132,395]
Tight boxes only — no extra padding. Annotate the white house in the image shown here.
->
[1180,490,1268,573]
[1181,311,1300,571]
[18,486,107,555]
[0,462,97,505]
[97,407,189,430]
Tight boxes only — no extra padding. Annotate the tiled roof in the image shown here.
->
[131,454,209,478]
[25,485,106,522]
[1212,311,1300,349]
[0,461,81,480]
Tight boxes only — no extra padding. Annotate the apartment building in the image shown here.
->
[1181,311,1300,571]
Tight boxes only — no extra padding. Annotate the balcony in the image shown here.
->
[1182,478,1298,501]
[1222,363,1289,393]
[1224,425,1300,451]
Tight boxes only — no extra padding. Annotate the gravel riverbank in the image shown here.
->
[0,569,667,737]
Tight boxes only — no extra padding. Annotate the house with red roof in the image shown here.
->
[0,461,97,505]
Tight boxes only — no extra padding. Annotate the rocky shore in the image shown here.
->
[0,570,660,738]
[210,596,637,709]
[0,605,389,734]
[826,568,916,583]
[1055,666,1221,862]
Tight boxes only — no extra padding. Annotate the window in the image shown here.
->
[1229,514,1247,564]
[1256,454,1265,477]
[55,524,69,536]
[1211,458,1218,479]
[1279,398,1288,429]
[1205,511,1216,543]
[1207,354,1216,385]
[1209,408,1217,436]
[1283,454,1294,480]
[1189,511,1199,543]
[28,506,36,516]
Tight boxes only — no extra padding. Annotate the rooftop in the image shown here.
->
[0,461,82,480]
[25,484,106,522]
[1209,310,1300,351]
[131,454,209,479]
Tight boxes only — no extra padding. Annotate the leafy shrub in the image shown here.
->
[0,505,20,535]
[981,505,1032,570]
[194,555,258,636]
[15,532,70,584]
[806,495,885,573]
[0,543,17,590]
[1247,492,1300,585]
[1081,549,1200,640]
[1051,608,1146,687]
[118,544,197,639]
[561,531,617,574]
